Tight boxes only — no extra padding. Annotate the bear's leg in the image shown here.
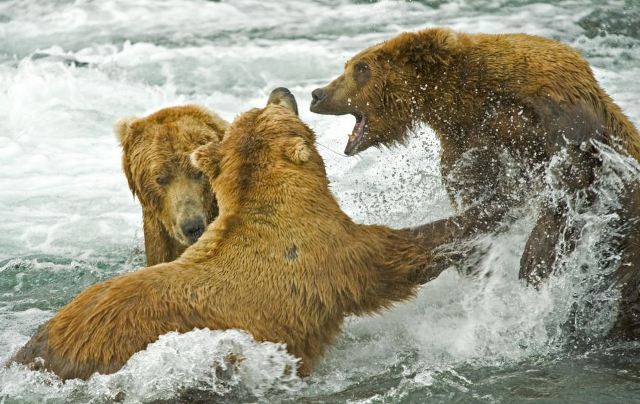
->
[8,323,50,370]
[611,182,640,339]
[410,200,511,246]
[408,148,518,277]
[409,200,513,278]
[519,203,577,284]
[615,249,640,339]
[518,143,598,284]
[518,96,606,284]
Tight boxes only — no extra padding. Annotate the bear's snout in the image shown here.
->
[310,88,327,106]
[309,86,349,116]
[180,217,206,244]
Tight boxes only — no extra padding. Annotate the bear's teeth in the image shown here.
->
[345,114,367,155]
[349,122,364,143]
[352,115,366,136]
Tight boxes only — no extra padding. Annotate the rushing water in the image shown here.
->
[1,0,640,402]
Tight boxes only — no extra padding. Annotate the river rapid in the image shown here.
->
[1,0,639,402]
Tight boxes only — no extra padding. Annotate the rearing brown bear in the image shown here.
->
[310,28,640,337]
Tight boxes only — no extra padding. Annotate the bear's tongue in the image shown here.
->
[345,114,367,156]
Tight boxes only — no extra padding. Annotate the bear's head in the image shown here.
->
[191,88,329,216]
[116,105,226,246]
[310,28,458,156]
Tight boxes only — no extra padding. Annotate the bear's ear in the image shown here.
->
[283,137,311,164]
[266,87,299,116]
[114,117,137,146]
[114,117,138,198]
[190,141,222,178]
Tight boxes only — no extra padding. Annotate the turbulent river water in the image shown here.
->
[1,0,640,403]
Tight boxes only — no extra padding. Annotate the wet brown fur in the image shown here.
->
[10,101,441,380]
[312,28,640,337]
[116,105,228,265]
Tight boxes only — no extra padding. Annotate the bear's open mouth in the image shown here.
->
[345,113,367,156]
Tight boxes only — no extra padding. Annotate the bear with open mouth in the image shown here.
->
[310,28,640,337]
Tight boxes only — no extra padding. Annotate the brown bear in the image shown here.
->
[116,105,228,265]
[310,28,640,337]
[10,88,443,381]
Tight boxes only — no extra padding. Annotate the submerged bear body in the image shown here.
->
[10,90,441,380]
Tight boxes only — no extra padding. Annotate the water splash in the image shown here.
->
[1,329,301,403]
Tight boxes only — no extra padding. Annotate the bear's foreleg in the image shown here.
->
[519,97,605,284]
[611,182,640,339]
[407,194,513,279]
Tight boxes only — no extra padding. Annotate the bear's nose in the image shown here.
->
[311,88,327,105]
[181,219,205,244]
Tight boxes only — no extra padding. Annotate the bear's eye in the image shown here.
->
[156,175,171,186]
[354,62,371,85]
[355,62,369,74]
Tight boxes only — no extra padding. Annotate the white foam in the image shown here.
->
[1,328,300,402]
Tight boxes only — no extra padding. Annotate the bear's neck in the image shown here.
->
[406,50,490,147]
[181,182,351,255]
[240,192,347,223]
[215,173,345,218]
